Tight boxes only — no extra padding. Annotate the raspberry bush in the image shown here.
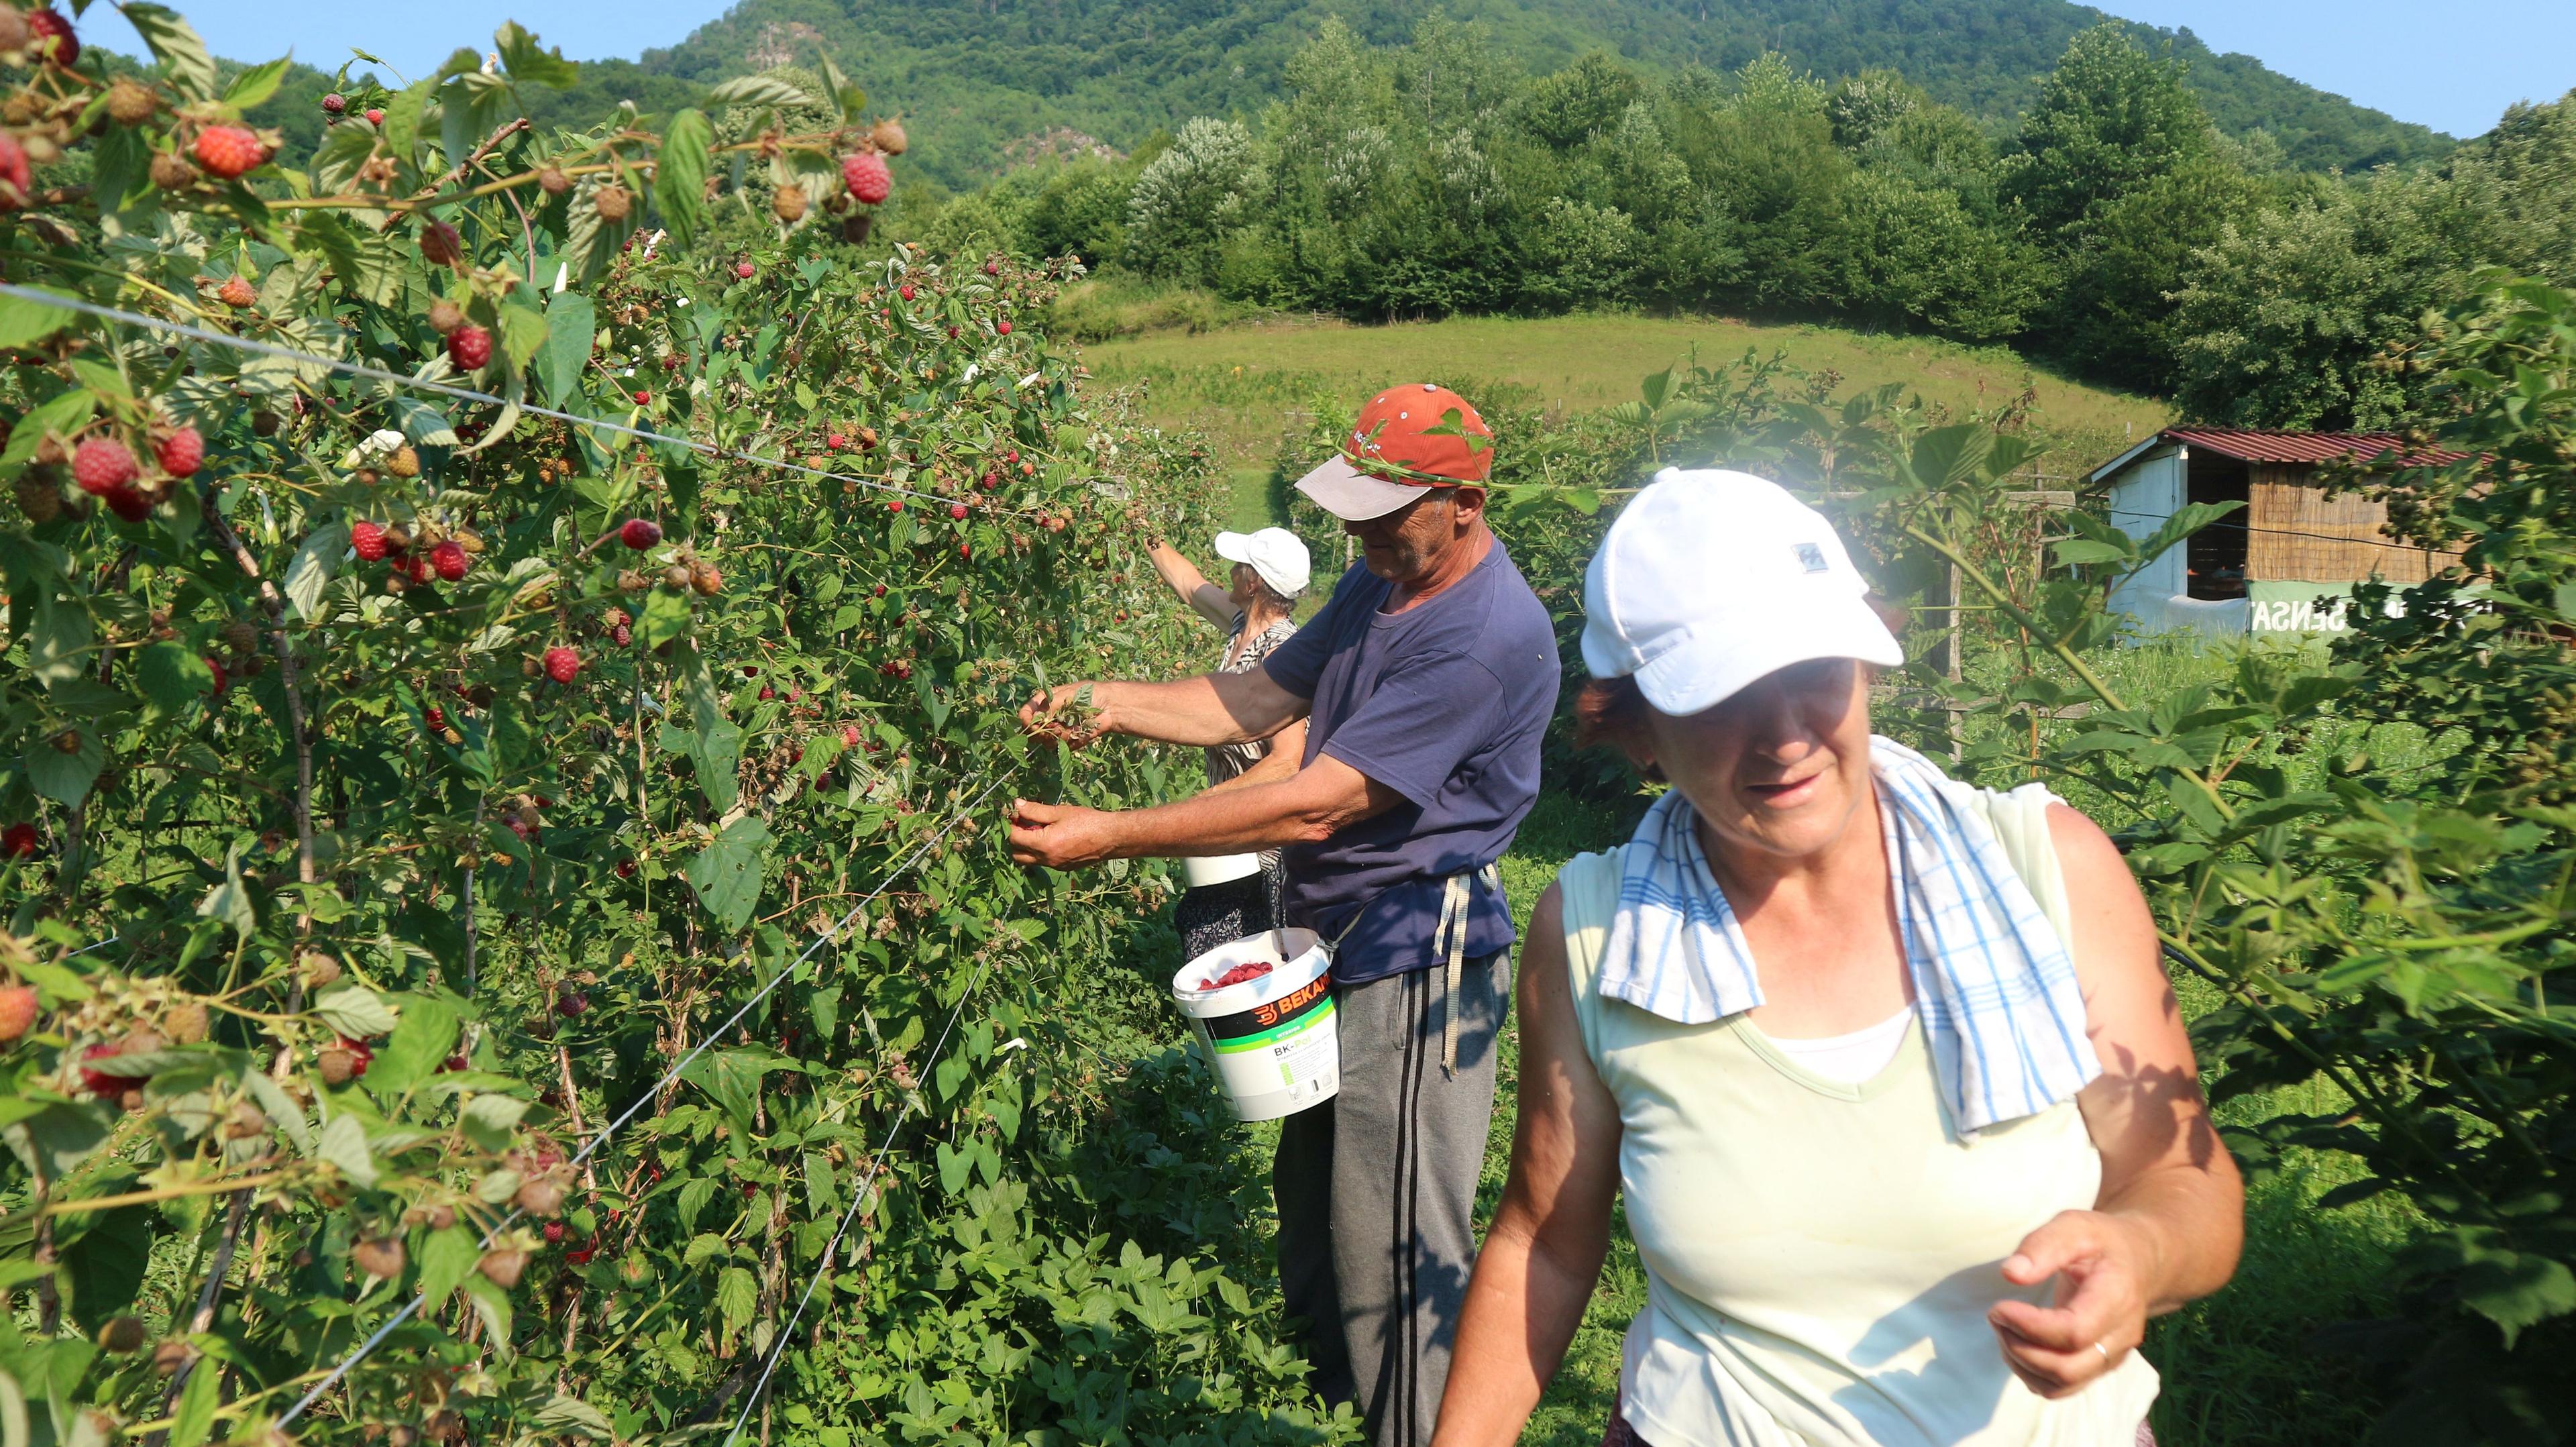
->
[0,10,1347,1446]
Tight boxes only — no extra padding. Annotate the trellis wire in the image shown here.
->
[276,772,1011,1427]
[719,947,1002,1446]
[0,282,1051,518]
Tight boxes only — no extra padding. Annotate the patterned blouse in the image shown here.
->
[1208,612,1300,786]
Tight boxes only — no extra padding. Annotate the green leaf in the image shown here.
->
[458,1093,529,1153]
[707,76,821,110]
[715,1265,757,1338]
[25,729,103,810]
[315,1114,378,1187]
[195,844,255,936]
[382,80,434,174]
[654,109,714,251]
[539,292,596,405]
[636,586,693,651]
[683,1233,730,1268]
[119,5,219,103]
[2457,1249,2575,1348]
[312,985,399,1040]
[168,1347,220,1447]
[241,1069,310,1155]
[0,288,77,351]
[137,641,217,714]
[24,595,93,688]
[366,994,459,1100]
[220,56,291,111]
[499,297,549,374]
[686,817,772,932]
[531,1397,614,1442]
[59,1205,153,1334]
[282,524,344,620]
[494,23,580,89]
[417,1224,478,1306]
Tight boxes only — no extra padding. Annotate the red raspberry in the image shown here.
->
[985,259,1000,276]
[615,859,636,878]
[842,725,861,748]
[78,1043,122,1097]
[192,125,267,180]
[408,553,435,584]
[0,133,30,211]
[72,438,137,496]
[446,324,491,371]
[217,276,255,309]
[735,262,754,278]
[429,540,469,582]
[959,543,971,560]
[757,684,775,701]
[841,151,892,205]
[1006,450,1020,464]
[418,219,464,268]
[321,93,346,115]
[565,1240,594,1265]
[351,521,388,561]
[24,8,77,67]
[949,502,968,519]
[105,486,152,523]
[543,646,580,684]
[997,320,1012,335]
[632,390,649,406]
[205,656,227,695]
[154,427,203,478]
[1,822,38,857]
[898,284,914,301]
[619,518,662,549]
[887,498,903,513]
[611,624,631,646]
[506,816,529,841]
[424,705,446,731]
[0,983,36,1040]
[364,107,384,125]
[826,433,845,450]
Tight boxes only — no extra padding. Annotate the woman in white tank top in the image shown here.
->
[1430,472,2243,1447]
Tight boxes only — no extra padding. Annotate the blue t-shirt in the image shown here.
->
[1262,540,1560,983]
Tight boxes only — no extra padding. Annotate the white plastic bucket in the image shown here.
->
[1171,927,1338,1121]
[1181,852,1262,889]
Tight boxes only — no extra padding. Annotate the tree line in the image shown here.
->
[907,19,2576,430]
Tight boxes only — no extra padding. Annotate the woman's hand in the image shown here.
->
[1006,798,1120,868]
[1987,1208,2158,1399]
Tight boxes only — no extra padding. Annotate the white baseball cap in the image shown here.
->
[1582,468,1902,716]
[1212,527,1311,598]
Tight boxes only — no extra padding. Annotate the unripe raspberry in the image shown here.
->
[663,564,693,590]
[148,150,197,191]
[537,165,570,195]
[72,438,138,497]
[217,276,255,309]
[592,184,632,222]
[388,445,419,478]
[446,324,491,371]
[871,119,908,155]
[691,564,722,596]
[154,426,203,478]
[841,151,892,205]
[543,646,580,684]
[191,125,267,180]
[772,183,807,223]
[429,540,469,582]
[418,219,464,268]
[620,518,661,549]
[13,472,58,523]
[427,299,465,335]
[104,78,155,127]
[351,521,388,561]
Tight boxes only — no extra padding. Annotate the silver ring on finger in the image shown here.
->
[2092,1340,2112,1363]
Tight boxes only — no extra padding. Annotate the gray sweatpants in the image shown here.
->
[1273,953,1511,1447]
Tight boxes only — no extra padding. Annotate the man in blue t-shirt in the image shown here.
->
[1010,384,1559,1447]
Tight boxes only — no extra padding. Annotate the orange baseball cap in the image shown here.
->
[1295,384,1496,521]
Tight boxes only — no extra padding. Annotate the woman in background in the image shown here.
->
[1140,525,1312,961]
[1433,470,2241,1447]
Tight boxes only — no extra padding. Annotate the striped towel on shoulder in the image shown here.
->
[1594,735,2100,1132]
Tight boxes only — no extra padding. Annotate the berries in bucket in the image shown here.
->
[1200,959,1275,990]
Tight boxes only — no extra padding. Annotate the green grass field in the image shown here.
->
[1079,305,2174,478]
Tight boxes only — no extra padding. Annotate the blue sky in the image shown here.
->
[84,0,2576,140]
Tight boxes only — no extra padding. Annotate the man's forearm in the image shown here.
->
[1095,674,1293,747]
[1095,773,1346,855]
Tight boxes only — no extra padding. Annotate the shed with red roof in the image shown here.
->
[2084,427,2464,637]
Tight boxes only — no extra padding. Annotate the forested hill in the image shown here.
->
[525,0,2452,189]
